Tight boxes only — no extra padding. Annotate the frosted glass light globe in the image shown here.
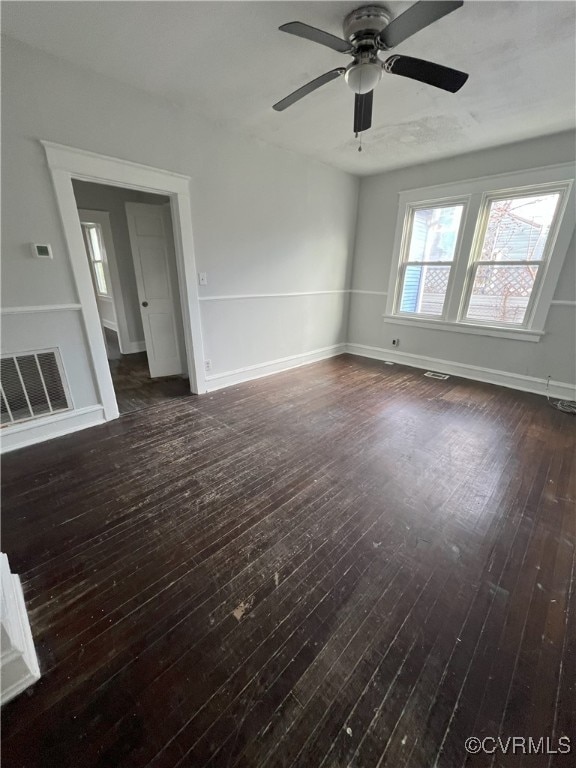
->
[345,62,382,94]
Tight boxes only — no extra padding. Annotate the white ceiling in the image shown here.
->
[3,1,575,175]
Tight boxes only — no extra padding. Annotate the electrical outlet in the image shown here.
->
[198,272,208,286]
[204,359,212,373]
[392,338,400,347]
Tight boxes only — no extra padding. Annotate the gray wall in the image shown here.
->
[1,36,358,411]
[348,131,576,386]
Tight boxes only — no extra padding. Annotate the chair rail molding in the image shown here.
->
[1,304,82,314]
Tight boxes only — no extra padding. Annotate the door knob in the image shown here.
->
[142,301,149,307]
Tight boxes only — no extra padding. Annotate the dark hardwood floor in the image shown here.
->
[109,351,190,415]
[1,355,574,768]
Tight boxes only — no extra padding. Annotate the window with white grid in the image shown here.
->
[81,222,110,297]
[387,166,574,339]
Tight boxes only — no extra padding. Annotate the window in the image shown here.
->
[387,165,574,340]
[463,193,560,326]
[81,222,110,296]
[398,203,464,318]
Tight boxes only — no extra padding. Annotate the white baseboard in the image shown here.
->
[120,340,146,354]
[1,406,106,453]
[101,319,118,332]
[1,554,40,705]
[346,343,576,401]
[205,343,346,392]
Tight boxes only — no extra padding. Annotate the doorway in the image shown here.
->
[42,141,206,423]
[74,181,191,415]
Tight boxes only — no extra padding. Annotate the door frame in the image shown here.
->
[42,141,206,421]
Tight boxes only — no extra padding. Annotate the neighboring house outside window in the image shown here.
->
[464,194,557,326]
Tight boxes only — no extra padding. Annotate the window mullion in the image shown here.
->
[444,193,483,322]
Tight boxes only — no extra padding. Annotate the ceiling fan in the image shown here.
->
[273,1,468,136]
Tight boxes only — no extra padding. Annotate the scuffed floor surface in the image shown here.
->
[2,355,574,767]
[108,351,190,415]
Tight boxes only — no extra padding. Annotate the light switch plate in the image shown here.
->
[198,272,208,286]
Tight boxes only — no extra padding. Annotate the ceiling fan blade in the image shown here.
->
[384,55,468,92]
[354,91,373,134]
[378,1,464,49]
[279,22,353,54]
[273,68,346,111]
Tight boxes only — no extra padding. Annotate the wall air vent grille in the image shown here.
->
[1,350,71,427]
[424,371,450,380]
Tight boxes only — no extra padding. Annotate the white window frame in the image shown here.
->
[385,163,575,342]
[82,221,111,298]
[391,195,471,322]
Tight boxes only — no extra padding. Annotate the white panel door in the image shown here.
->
[125,202,184,378]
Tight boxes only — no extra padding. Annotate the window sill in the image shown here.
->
[382,315,544,342]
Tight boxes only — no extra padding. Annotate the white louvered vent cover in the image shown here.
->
[1,350,71,426]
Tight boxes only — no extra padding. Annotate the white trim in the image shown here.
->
[48,166,119,420]
[382,315,543,342]
[1,405,105,453]
[550,299,576,307]
[1,554,41,705]
[42,141,191,189]
[121,340,146,354]
[1,304,82,314]
[205,344,346,392]
[101,319,118,332]
[199,290,349,302]
[198,290,388,302]
[346,343,576,401]
[397,161,576,198]
[42,141,206,417]
[349,289,388,296]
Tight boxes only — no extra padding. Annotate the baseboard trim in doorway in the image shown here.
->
[121,341,146,354]
[1,406,106,453]
[346,343,576,401]
[204,344,346,392]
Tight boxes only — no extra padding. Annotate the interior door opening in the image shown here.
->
[73,181,190,415]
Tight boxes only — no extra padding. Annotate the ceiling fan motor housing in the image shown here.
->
[343,5,392,49]
[343,5,391,93]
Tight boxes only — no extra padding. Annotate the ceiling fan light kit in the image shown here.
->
[273,1,469,139]
[345,60,383,95]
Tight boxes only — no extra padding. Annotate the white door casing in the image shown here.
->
[42,140,206,416]
[1,553,40,704]
[125,202,185,378]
